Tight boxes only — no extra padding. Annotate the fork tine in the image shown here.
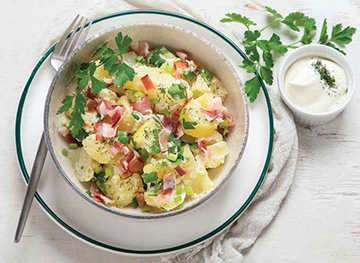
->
[60,16,83,57]
[52,14,79,56]
[77,20,93,48]
[64,18,87,58]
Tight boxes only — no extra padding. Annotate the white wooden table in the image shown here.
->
[2,0,360,262]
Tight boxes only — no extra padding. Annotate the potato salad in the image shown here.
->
[57,32,235,213]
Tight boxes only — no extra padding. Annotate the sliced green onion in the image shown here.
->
[148,193,157,196]
[184,70,196,82]
[141,207,151,213]
[134,91,144,98]
[154,180,162,193]
[131,111,144,122]
[94,166,103,174]
[184,185,194,196]
[141,172,158,184]
[163,108,170,117]
[175,187,183,195]
[178,114,185,121]
[117,131,129,144]
[132,197,139,208]
[182,119,197,130]
[219,119,229,127]
[167,153,178,162]
[177,204,184,209]
[201,68,213,82]
[86,189,92,197]
[135,55,146,63]
[150,98,159,104]
[193,90,201,98]
[61,149,69,156]
[165,64,173,73]
[174,196,182,203]
[197,173,206,178]
[223,128,229,137]
[105,167,113,177]
[69,143,78,149]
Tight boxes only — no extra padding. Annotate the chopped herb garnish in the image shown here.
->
[175,187,183,195]
[142,172,158,184]
[312,59,337,90]
[150,98,159,104]
[131,111,144,122]
[117,131,129,144]
[163,108,170,117]
[184,70,196,82]
[182,119,197,129]
[141,207,151,213]
[135,55,146,63]
[174,196,182,203]
[132,197,139,208]
[134,91,144,98]
[69,143,78,150]
[201,68,213,82]
[61,149,69,156]
[184,185,194,196]
[168,83,187,100]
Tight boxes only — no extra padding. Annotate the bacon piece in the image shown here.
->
[138,41,150,57]
[86,87,96,99]
[136,192,146,207]
[133,96,152,115]
[97,99,115,119]
[158,129,170,152]
[128,156,144,173]
[95,122,117,140]
[172,60,189,79]
[176,49,189,60]
[161,173,175,195]
[175,166,187,176]
[198,140,207,154]
[87,100,98,111]
[141,74,156,91]
[90,184,114,204]
[108,142,127,157]
[108,106,124,126]
[223,110,235,127]
[200,108,218,121]
[159,115,179,134]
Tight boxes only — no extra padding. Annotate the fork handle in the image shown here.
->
[14,133,48,243]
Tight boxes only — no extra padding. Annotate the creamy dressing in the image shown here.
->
[284,56,348,113]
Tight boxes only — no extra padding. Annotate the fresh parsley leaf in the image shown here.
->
[135,55,146,63]
[319,19,328,44]
[75,129,88,142]
[168,83,187,100]
[244,30,261,42]
[92,42,108,58]
[259,66,273,85]
[239,59,257,73]
[281,12,305,32]
[90,75,106,94]
[325,42,346,55]
[263,51,274,68]
[244,76,261,103]
[57,95,74,114]
[101,48,118,71]
[115,32,132,54]
[268,34,288,54]
[265,6,283,19]
[221,13,256,29]
[257,40,270,52]
[245,45,260,62]
[330,24,356,45]
[300,17,316,45]
[68,93,86,137]
[112,62,135,88]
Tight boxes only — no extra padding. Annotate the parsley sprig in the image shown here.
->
[57,32,136,137]
[221,7,356,102]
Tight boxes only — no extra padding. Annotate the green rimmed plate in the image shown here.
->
[15,10,273,256]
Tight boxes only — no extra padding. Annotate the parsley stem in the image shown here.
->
[259,19,281,32]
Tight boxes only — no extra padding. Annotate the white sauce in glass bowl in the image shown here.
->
[284,56,348,113]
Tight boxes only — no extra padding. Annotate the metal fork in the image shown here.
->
[14,15,92,243]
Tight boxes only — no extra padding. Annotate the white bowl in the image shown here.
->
[278,44,356,126]
[44,22,249,219]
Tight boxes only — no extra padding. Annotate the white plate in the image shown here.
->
[15,10,273,256]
